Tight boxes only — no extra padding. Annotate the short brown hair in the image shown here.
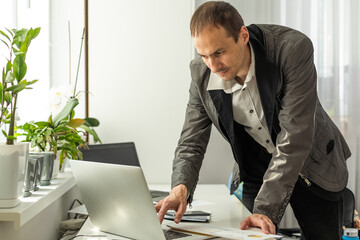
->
[190,1,244,43]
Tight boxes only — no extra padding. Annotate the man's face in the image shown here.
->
[193,25,250,81]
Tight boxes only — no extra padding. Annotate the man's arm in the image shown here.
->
[171,62,212,204]
[156,61,212,222]
[253,36,317,224]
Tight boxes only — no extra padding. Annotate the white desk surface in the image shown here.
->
[75,184,270,240]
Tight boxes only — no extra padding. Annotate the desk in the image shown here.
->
[76,184,268,239]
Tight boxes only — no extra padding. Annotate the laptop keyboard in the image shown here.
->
[163,229,191,240]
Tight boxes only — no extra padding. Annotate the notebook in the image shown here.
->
[69,160,210,240]
[79,142,169,202]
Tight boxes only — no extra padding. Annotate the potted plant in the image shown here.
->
[17,27,101,174]
[18,97,101,172]
[0,27,40,208]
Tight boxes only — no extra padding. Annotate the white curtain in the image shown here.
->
[242,0,360,227]
[197,0,360,227]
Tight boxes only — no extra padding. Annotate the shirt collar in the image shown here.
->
[207,43,256,94]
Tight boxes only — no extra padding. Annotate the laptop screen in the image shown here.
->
[79,142,140,166]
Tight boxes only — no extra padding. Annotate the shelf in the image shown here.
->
[0,169,75,230]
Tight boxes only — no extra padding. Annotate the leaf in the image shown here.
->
[4,92,12,104]
[6,60,11,72]
[12,46,19,54]
[80,124,102,143]
[7,135,17,140]
[5,83,26,94]
[0,39,9,49]
[67,118,85,128]
[2,67,5,83]
[13,29,28,48]
[5,28,14,37]
[19,31,31,55]
[2,130,7,137]
[53,98,79,126]
[0,82,2,102]
[31,27,41,40]
[0,30,11,42]
[48,114,53,124]
[27,79,38,85]
[35,121,51,128]
[84,117,100,127]
[5,71,15,83]
[19,28,41,56]
[13,54,27,82]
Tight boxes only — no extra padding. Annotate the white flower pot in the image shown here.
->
[0,142,29,208]
[52,154,60,179]
[60,157,69,173]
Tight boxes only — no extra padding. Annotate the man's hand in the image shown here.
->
[155,184,188,224]
[240,214,276,234]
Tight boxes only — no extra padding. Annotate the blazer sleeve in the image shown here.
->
[171,64,212,203]
[253,36,318,224]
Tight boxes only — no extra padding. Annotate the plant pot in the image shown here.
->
[60,157,69,173]
[0,142,29,208]
[52,154,60,179]
[39,152,54,186]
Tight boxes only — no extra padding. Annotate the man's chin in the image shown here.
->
[218,75,234,81]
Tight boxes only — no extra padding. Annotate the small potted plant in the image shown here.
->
[18,97,101,172]
[0,27,40,208]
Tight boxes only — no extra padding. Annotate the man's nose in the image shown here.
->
[207,57,220,73]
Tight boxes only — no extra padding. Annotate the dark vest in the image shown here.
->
[209,89,273,185]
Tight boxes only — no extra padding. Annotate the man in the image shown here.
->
[155,1,351,239]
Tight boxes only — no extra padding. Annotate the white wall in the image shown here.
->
[87,0,235,184]
[47,0,235,185]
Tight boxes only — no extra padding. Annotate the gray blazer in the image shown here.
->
[171,24,351,224]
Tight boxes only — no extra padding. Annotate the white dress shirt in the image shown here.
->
[207,43,275,154]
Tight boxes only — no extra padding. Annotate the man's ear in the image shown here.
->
[238,26,249,44]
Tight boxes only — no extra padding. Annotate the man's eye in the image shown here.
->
[215,51,223,56]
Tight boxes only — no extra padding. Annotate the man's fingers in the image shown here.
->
[240,217,250,230]
[174,201,187,223]
[259,216,275,234]
[259,221,271,234]
[157,199,170,223]
[155,199,164,212]
[240,214,276,234]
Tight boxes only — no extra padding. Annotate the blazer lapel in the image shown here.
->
[208,90,234,143]
[249,35,280,133]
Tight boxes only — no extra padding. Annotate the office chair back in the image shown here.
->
[343,187,355,228]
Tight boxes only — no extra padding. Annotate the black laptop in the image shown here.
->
[79,142,140,166]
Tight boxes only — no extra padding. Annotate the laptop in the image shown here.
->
[79,142,169,202]
[70,160,210,240]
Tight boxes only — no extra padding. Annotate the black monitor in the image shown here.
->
[79,142,140,167]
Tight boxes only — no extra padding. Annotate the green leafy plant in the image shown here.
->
[18,97,101,169]
[17,27,101,170]
[0,27,40,144]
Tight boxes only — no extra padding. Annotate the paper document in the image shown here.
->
[167,223,282,240]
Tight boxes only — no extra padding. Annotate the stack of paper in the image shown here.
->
[167,223,282,240]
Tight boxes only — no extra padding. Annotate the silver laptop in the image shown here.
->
[79,142,169,202]
[69,160,209,240]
